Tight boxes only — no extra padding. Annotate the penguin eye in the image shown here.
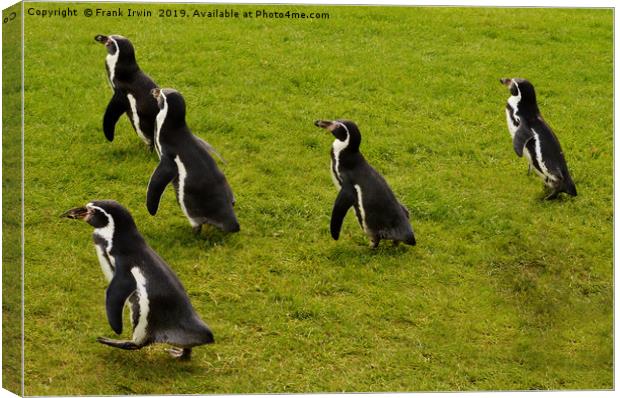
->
[87,209,109,228]
[106,41,117,55]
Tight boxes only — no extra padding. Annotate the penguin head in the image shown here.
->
[500,77,539,116]
[94,34,137,66]
[62,200,140,244]
[314,119,362,152]
[151,88,186,128]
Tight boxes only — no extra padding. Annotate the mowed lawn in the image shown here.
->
[21,4,612,395]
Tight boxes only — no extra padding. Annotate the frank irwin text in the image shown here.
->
[26,7,330,19]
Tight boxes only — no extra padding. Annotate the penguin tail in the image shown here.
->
[563,175,577,197]
[182,316,215,346]
[223,220,240,233]
[194,321,215,345]
[197,327,215,345]
[565,181,577,197]
[404,232,416,246]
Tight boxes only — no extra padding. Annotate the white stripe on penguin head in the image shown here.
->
[154,91,168,158]
[105,37,119,89]
[87,203,115,254]
[334,121,350,135]
[507,80,521,125]
[331,121,351,185]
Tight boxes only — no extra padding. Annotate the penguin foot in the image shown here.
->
[167,347,192,360]
[192,225,202,236]
[369,239,380,249]
[392,240,400,247]
[97,337,141,350]
[544,190,560,200]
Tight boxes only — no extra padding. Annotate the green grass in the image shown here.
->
[18,3,612,395]
[3,3,24,395]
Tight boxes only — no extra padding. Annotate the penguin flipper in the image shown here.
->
[146,155,178,215]
[512,125,535,157]
[103,90,129,142]
[105,268,137,335]
[330,185,356,240]
[197,138,227,165]
[167,347,192,360]
[97,337,141,350]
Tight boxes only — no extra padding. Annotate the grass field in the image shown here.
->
[17,3,613,395]
[3,2,24,395]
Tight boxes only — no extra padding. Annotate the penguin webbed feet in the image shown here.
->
[167,347,192,360]
[192,225,202,236]
[544,190,561,201]
[369,238,380,249]
[97,336,141,350]
[367,237,416,249]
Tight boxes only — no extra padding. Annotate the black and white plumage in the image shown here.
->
[62,200,214,359]
[501,78,577,200]
[315,119,416,248]
[95,34,159,147]
[147,88,240,234]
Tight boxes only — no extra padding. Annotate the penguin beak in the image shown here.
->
[94,35,109,44]
[500,78,513,87]
[151,88,161,99]
[314,120,336,131]
[61,207,89,220]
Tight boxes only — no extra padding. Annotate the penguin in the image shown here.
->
[500,78,577,200]
[147,88,240,234]
[314,119,416,248]
[94,34,159,147]
[61,200,214,359]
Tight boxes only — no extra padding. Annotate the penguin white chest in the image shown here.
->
[94,244,115,282]
[130,267,150,344]
[330,156,341,189]
[91,208,115,282]
[506,94,522,138]
[126,94,150,145]
[505,107,519,138]
[331,138,349,190]
[105,53,118,89]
